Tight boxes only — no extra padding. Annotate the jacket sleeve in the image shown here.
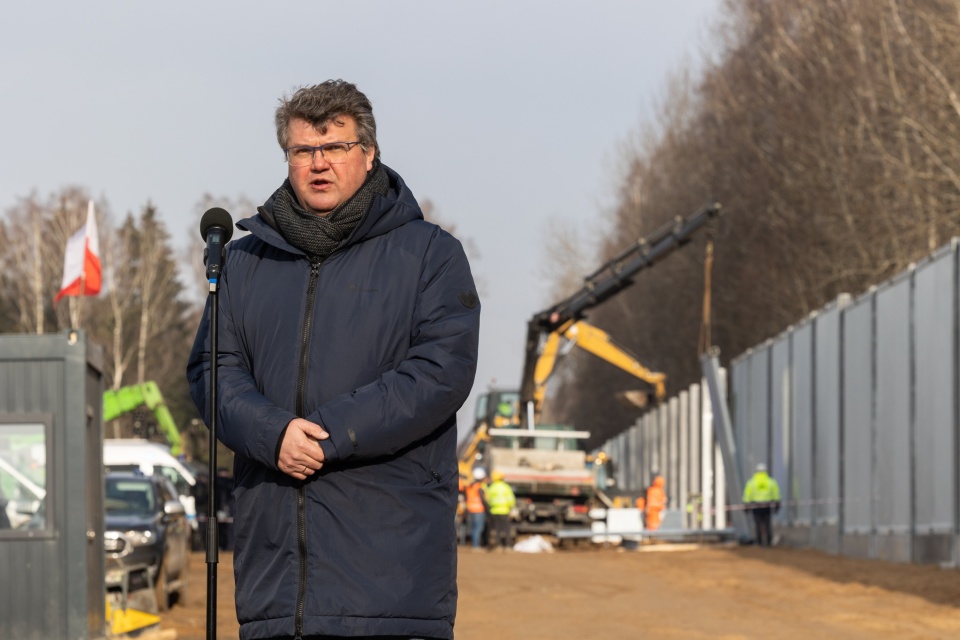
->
[310,229,480,463]
[186,257,297,471]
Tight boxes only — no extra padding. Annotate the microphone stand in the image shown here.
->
[206,271,221,640]
[199,208,232,640]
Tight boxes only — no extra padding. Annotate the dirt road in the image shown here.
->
[159,543,960,639]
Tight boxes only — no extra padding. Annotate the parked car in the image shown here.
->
[104,472,190,611]
[104,439,201,549]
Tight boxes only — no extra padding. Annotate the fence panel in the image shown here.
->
[874,274,912,562]
[813,301,845,553]
[689,384,702,528]
[747,347,771,479]
[913,246,957,564]
[679,390,690,523]
[771,335,791,525]
[659,403,668,482]
[841,294,874,559]
[790,322,814,535]
[732,356,750,486]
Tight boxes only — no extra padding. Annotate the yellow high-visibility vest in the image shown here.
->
[485,480,516,515]
[743,472,781,503]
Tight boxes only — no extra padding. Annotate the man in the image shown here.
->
[645,474,667,530]
[484,470,516,551]
[464,467,488,551]
[187,80,480,640]
[742,462,781,547]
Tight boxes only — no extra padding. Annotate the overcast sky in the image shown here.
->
[0,1,721,439]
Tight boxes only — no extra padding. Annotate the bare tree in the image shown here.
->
[0,187,111,334]
[103,213,139,389]
[548,0,960,446]
[132,204,182,384]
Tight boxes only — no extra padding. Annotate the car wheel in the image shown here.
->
[154,562,169,612]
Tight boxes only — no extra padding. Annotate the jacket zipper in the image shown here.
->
[294,259,321,640]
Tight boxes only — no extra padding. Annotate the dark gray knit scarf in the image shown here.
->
[271,161,389,261]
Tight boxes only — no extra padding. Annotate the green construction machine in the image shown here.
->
[103,381,183,456]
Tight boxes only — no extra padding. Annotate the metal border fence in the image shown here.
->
[600,372,729,532]
[598,239,960,566]
[731,240,960,565]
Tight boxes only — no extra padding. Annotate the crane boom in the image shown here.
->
[519,202,721,414]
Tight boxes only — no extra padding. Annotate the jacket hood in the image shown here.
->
[236,164,422,256]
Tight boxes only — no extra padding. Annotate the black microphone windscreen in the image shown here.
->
[200,207,234,242]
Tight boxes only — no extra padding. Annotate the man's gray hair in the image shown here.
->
[275,80,380,161]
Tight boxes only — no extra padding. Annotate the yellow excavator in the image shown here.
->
[456,389,523,480]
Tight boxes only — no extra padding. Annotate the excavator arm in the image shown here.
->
[103,381,183,456]
[457,423,490,481]
[530,319,667,422]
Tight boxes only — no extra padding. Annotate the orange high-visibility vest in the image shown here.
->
[645,476,667,530]
[465,482,486,513]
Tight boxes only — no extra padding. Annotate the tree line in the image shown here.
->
[547,0,960,448]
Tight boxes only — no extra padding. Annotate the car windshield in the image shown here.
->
[105,478,155,516]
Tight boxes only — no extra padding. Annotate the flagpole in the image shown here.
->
[75,274,85,331]
[76,202,87,331]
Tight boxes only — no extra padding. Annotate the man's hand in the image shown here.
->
[278,418,329,480]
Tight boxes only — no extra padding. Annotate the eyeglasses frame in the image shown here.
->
[282,141,365,166]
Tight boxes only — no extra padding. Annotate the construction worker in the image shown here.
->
[485,470,516,551]
[465,467,489,550]
[742,462,781,547]
[645,475,667,530]
[456,475,467,545]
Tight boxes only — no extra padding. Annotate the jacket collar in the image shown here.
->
[237,164,423,257]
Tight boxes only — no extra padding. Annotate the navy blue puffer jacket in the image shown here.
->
[187,165,480,640]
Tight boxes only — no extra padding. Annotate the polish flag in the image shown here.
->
[54,201,102,303]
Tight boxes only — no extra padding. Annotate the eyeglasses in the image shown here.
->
[283,141,363,166]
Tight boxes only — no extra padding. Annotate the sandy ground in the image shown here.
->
[155,542,960,639]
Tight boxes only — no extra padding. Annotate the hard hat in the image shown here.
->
[756,462,767,473]
[472,467,487,480]
[491,470,505,482]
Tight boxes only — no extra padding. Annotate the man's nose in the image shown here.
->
[310,149,331,169]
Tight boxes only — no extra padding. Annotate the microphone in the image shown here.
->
[199,208,234,283]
